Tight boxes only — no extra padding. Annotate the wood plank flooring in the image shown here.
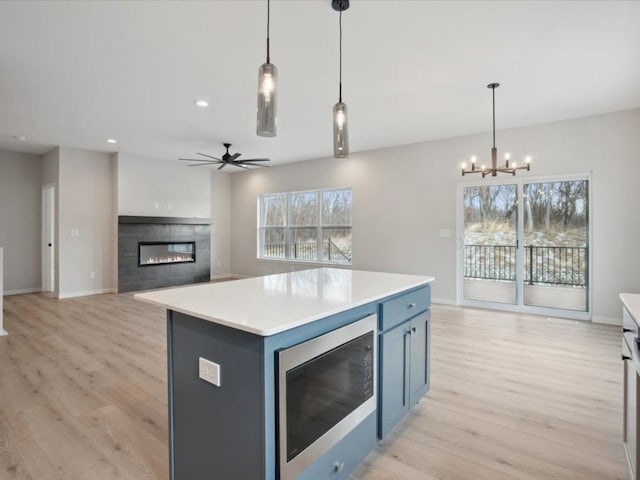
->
[0,293,627,480]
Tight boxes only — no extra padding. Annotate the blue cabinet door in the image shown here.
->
[378,321,411,438]
[409,311,430,407]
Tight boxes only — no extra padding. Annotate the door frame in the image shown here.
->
[456,172,592,321]
[41,183,56,293]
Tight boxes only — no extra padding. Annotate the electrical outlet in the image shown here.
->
[153,202,159,209]
[90,272,95,280]
[167,202,173,210]
[199,357,221,387]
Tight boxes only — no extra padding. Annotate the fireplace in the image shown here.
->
[118,216,210,293]
[138,241,196,267]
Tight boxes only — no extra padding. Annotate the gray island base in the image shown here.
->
[136,268,434,480]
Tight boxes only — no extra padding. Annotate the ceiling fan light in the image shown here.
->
[257,62,277,137]
[333,102,349,158]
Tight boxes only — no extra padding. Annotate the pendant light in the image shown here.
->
[461,83,532,177]
[257,0,277,137]
[332,0,349,158]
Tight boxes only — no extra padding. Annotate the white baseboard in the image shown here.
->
[58,288,116,299]
[228,273,253,279]
[0,329,7,336]
[592,315,622,326]
[3,287,42,296]
[210,273,234,280]
[432,297,457,306]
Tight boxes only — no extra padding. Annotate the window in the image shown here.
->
[259,188,352,264]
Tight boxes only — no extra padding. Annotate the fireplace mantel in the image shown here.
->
[119,216,211,225]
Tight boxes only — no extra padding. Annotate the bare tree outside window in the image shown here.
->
[259,188,352,264]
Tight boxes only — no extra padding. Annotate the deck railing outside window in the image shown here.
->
[464,244,587,287]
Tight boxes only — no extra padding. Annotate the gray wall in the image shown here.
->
[229,109,640,322]
[211,172,231,277]
[0,150,42,293]
[58,147,116,297]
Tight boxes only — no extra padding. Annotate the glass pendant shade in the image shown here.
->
[333,101,349,158]
[257,62,277,137]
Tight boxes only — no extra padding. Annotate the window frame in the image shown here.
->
[257,187,352,265]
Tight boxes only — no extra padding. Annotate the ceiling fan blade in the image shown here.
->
[235,158,271,163]
[234,164,250,170]
[242,162,271,167]
[229,153,241,162]
[188,162,223,167]
[197,152,222,161]
[178,158,218,162]
[217,163,226,170]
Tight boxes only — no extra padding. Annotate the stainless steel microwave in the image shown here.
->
[277,314,377,480]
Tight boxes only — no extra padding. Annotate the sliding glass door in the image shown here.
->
[462,184,518,305]
[459,176,590,317]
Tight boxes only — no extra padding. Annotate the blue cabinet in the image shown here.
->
[378,286,431,438]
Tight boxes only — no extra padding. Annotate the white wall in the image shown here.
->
[117,152,210,218]
[229,109,640,321]
[211,172,231,277]
[0,150,43,294]
[58,147,116,298]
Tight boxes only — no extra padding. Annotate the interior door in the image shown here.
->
[462,183,518,304]
[42,185,55,292]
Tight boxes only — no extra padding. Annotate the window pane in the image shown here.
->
[262,194,286,226]
[322,189,352,226]
[290,227,317,261]
[289,192,318,226]
[322,228,352,264]
[263,227,286,258]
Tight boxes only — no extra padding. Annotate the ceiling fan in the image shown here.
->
[178,143,271,170]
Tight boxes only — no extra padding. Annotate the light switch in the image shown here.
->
[70,228,80,237]
[439,229,451,238]
[199,357,221,387]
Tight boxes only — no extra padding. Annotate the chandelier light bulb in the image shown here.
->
[461,162,467,169]
[471,156,477,163]
[525,156,532,164]
[505,152,511,160]
[481,165,486,170]
[512,162,517,168]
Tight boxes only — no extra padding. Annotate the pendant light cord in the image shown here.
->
[266,0,271,63]
[492,85,496,149]
[339,9,343,102]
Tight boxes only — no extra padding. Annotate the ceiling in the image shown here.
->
[0,0,639,165]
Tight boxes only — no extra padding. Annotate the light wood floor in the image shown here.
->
[0,293,627,480]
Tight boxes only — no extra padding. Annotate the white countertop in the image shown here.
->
[621,293,640,325]
[135,268,434,336]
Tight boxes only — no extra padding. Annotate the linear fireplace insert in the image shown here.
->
[138,241,196,267]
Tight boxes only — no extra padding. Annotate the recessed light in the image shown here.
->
[106,138,118,144]
[14,135,27,141]
[194,99,209,107]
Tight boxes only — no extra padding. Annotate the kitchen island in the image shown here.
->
[136,268,434,480]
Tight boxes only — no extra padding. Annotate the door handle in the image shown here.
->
[411,327,416,333]
[48,243,52,247]
[408,302,417,309]
[623,328,633,333]
[622,354,632,361]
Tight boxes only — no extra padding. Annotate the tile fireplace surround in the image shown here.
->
[118,216,210,293]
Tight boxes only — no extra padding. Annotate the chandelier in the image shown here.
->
[462,83,531,177]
